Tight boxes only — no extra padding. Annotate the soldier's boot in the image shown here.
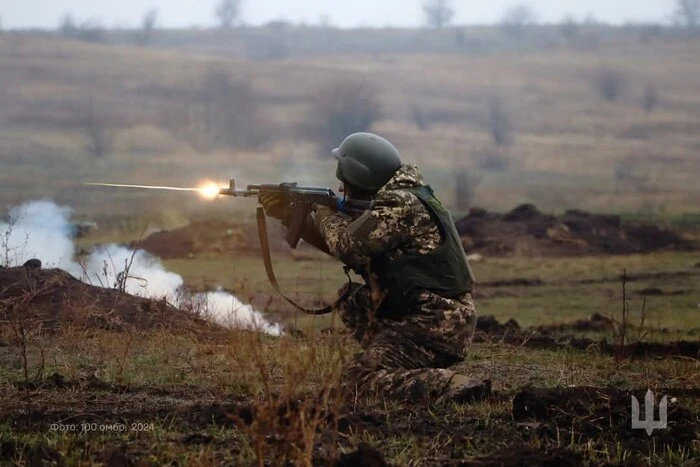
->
[436,374,492,405]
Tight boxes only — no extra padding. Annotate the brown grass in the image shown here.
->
[1,33,699,217]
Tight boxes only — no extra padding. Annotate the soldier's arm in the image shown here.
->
[298,214,332,255]
[316,191,412,269]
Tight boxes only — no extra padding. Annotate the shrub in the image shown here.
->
[642,85,660,113]
[190,68,260,150]
[594,67,627,102]
[423,0,455,29]
[309,79,381,149]
[72,97,115,159]
[454,170,480,211]
[501,4,538,38]
[487,95,512,147]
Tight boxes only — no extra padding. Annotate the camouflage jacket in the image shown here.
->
[316,164,442,276]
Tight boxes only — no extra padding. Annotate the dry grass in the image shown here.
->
[1,29,699,464]
[1,33,700,217]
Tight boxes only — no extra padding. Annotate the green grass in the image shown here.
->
[152,247,700,336]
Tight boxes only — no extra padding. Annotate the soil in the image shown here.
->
[474,314,700,359]
[456,204,696,257]
[130,204,698,260]
[511,387,700,453]
[2,375,697,466]
[2,265,696,358]
[0,266,217,334]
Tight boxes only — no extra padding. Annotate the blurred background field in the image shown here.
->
[1,21,700,222]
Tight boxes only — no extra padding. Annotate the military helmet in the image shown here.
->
[333,132,402,192]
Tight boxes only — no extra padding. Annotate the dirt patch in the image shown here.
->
[456,204,696,257]
[636,287,687,296]
[512,387,700,454]
[334,443,390,467]
[536,313,614,333]
[134,219,289,259]
[474,315,700,358]
[463,447,582,467]
[0,267,217,333]
[2,372,698,466]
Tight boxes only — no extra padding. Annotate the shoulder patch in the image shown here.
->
[347,211,380,239]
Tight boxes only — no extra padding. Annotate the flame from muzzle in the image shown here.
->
[85,182,225,200]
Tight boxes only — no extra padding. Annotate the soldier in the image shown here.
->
[261,132,490,404]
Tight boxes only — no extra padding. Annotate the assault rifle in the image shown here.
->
[218,179,370,249]
[85,178,369,315]
[219,179,370,315]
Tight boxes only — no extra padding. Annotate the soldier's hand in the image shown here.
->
[259,192,287,220]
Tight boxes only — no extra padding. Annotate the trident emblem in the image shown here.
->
[631,389,667,435]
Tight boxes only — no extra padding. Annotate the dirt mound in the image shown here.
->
[134,220,289,259]
[536,312,614,333]
[456,204,696,257]
[0,266,217,333]
[474,315,700,358]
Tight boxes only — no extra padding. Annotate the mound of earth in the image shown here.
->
[0,266,217,333]
[456,204,696,257]
[474,315,700,358]
[133,219,289,259]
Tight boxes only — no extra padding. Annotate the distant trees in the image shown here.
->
[136,9,158,46]
[559,16,580,41]
[423,0,455,29]
[59,14,78,37]
[674,0,700,28]
[215,0,244,28]
[501,4,537,37]
[58,13,106,43]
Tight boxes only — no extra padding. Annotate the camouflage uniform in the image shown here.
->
[314,164,478,402]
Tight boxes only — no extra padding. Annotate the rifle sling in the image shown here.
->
[256,207,352,315]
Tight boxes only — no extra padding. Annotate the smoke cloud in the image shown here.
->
[0,200,282,335]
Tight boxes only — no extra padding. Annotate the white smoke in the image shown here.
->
[0,200,282,336]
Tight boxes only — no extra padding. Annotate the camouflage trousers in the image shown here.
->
[338,283,477,403]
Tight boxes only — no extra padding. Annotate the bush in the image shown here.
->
[454,170,480,211]
[181,68,260,150]
[310,79,381,149]
[642,85,660,112]
[560,16,580,41]
[594,68,627,102]
[72,97,115,159]
[487,95,512,147]
[501,4,537,37]
[423,0,455,29]
[135,9,158,47]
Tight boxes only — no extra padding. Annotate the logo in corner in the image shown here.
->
[631,389,667,436]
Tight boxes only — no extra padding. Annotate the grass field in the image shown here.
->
[1,30,700,218]
[1,25,699,465]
